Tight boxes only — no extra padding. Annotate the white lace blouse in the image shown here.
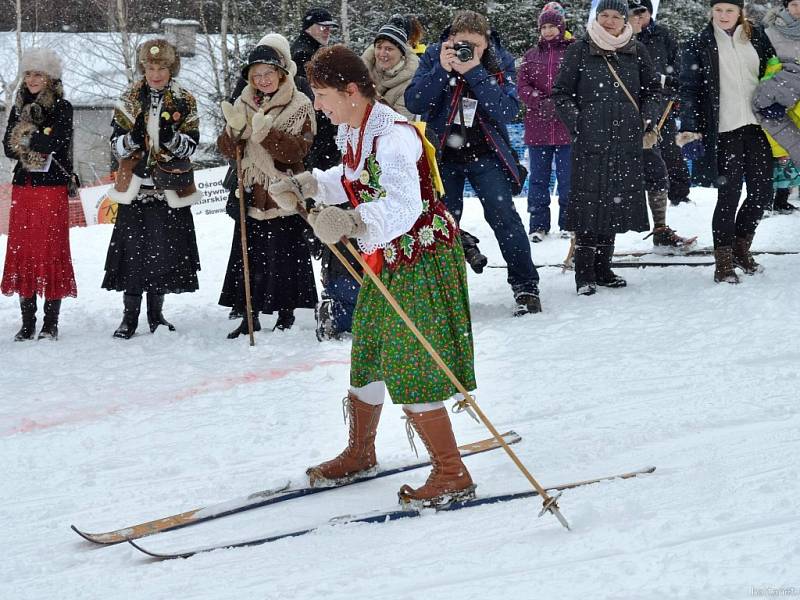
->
[312,102,423,254]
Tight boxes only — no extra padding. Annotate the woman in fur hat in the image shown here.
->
[217,34,318,338]
[102,39,201,339]
[2,48,77,341]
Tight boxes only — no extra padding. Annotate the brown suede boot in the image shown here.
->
[306,393,382,487]
[714,247,740,284]
[732,234,763,275]
[398,407,476,508]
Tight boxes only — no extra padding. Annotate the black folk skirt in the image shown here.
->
[218,213,318,314]
[102,193,200,295]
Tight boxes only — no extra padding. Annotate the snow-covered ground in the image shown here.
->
[2,189,799,600]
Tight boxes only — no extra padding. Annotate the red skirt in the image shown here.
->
[1,184,77,299]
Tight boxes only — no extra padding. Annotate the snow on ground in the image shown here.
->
[2,188,799,600]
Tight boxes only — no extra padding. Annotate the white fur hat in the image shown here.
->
[256,33,297,79]
[18,48,63,80]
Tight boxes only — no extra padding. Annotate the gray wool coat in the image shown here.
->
[753,60,800,164]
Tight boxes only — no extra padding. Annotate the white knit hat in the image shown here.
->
[256,33,297,79]
[18,48,63,80]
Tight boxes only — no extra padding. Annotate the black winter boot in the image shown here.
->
[460,230,488,274]
[594,245,627,288]
[228,314,261,339]
[113,294,142,339]
[574,245,597,296]
[146,293,176,333]
[273,309,295,331]
[38,299,61,340]
[14,296,37,341]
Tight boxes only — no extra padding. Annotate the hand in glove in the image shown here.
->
[252,110,275,135]
[269,172,319,212]
[758,102,786,121]
[159,112,176,146]
[309,205,368,244]
[675,131,701,148]
[128,112,147,148]
[221,100,247,133]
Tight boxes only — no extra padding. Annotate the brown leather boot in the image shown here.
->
[307,393,382,487]
[733,234,763,275]
[398,407,476,507]
[714,247,740,284]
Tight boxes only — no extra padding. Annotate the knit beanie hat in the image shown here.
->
[596,0,629,18]
[374,22,408,55]
[542,1,567,17]
[538,9,566,34]
[710,0,743,6]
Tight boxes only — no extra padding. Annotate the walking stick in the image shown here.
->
[234,143,256,347]
[561,234,576,274]
[285,176,571,531]
[657,100,675,133]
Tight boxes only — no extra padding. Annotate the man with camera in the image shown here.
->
[405,10,542,316]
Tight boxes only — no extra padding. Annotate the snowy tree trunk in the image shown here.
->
[115,0,134,84]
[340,0,350,46]
[220,0,231,99]
[198,0,223,101]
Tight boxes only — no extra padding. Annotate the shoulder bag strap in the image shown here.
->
[603,55,640,112]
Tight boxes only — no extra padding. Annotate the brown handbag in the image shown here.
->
[152,158,194,190]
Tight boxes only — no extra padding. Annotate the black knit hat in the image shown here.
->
[596,0,629,18]
[241,45,288,80]
[710,0,743,6]
[303,7,338,29]
[628,0,653,14]
[374,22,408,55]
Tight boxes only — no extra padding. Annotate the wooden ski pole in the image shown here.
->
[284,176,569,529]
[657,100,675,132]
[234,142,256,347]
[562,233,576,274]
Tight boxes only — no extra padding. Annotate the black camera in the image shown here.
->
[453,41,475,63]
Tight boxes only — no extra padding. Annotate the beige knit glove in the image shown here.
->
[675,132,702,147]
[309,206,367,244]
[252,110,275,135]
[270,172,319,212]
[221,101,247,134]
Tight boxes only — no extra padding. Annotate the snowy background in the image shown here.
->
[2,189,799,599]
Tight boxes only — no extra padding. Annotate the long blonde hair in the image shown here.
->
[710,6,752,40]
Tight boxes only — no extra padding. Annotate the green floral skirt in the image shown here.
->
[350,240,476,404]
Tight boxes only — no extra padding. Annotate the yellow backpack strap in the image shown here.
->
[411,121,445,197]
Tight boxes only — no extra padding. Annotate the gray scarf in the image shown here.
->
[772,9,800,41]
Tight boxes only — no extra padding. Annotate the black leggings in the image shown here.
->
[714,125,772,247]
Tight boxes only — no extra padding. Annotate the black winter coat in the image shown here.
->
[678,22,776,187]
[3,90,73,187]
[290,31,339,172]
[552,36,662,234]
[637,21,680,96]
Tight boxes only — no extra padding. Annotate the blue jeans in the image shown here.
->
[440,155,539,295]
[527,145,571,232]
[325,276,359,333]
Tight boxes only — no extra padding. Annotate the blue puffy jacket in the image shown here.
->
[404,29,523,186]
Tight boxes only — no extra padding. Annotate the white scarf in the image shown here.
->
[588,20,634,51]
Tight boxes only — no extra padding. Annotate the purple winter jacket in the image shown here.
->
[518,36,573,146]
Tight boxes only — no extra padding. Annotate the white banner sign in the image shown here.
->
[79,166,230,226]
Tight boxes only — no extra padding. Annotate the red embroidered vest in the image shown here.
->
[341,124,458,274]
